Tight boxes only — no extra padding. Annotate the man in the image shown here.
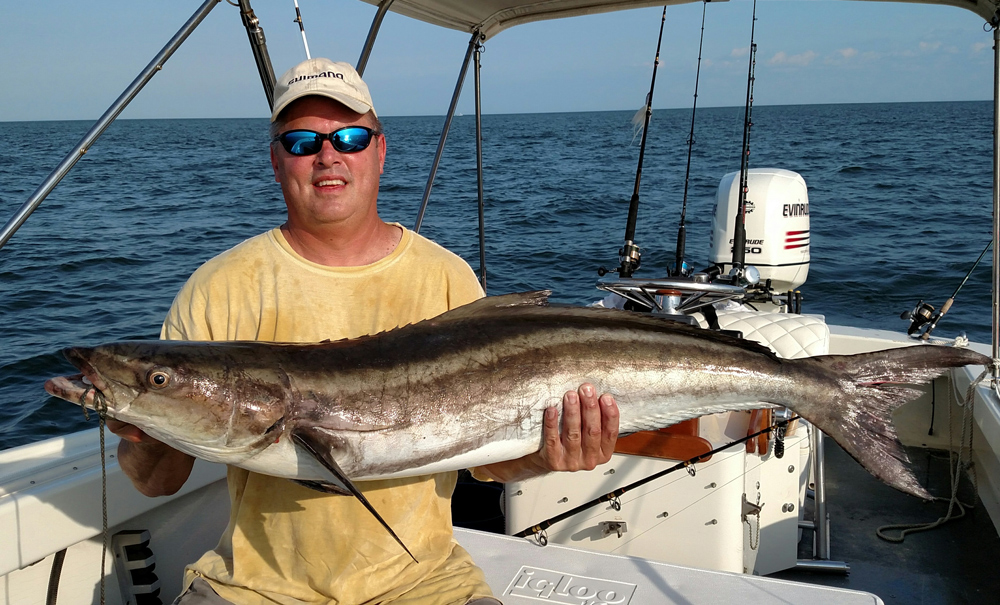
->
[109,58,620,604]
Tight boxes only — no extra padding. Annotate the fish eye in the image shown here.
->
[147,369,171,389]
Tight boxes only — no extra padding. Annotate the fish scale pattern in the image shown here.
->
[704,311,830,359]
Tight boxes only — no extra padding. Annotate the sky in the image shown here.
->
[0,0,994,121]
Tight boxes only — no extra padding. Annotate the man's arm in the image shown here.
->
[474,384,620,483]
[111,267,212,497]
[109,420,196,497]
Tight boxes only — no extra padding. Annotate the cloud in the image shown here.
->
[919,41,942,52]
[973,41,990,54]
[768,50,818,67]
[731,46,748,58]
[838,48,858,59]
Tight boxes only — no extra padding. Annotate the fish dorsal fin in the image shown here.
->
[431,290,551,322]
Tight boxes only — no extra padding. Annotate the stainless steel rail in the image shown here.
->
[992,24,999,385]
[795,426,849,573]
[473,35,488,293]
[237,0,276,110]
[0,0,221,251]
[413,31,479,233]
[357,0,397,76]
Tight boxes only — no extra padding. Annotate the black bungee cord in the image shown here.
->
[673,0,710,278]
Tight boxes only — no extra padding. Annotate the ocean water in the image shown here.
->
[0,101,993,450]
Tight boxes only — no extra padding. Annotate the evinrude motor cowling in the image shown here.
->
[709,168,810,291]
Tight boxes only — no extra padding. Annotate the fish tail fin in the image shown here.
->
[792,345,991,500]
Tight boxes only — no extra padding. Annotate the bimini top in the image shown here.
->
[361,0,1000,39]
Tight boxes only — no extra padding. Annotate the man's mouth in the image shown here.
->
[315,178,346,187]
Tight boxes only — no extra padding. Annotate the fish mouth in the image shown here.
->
[44,347,113,410]
[44,373,96,408]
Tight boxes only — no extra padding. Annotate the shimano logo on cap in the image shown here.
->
[287,71,346,85]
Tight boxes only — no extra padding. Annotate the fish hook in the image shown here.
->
[93,389,109,419]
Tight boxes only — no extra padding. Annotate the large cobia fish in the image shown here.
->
[46,291,990,557]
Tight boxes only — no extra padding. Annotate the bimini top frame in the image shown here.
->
[357,0,1000,39]
[358,0,1000,384]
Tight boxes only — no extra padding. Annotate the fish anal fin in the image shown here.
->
[290,427,419,563]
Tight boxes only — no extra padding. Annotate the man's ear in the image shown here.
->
[377,134,386,175]
[270,145,281,183]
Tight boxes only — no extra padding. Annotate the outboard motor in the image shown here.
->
[709,168,810,291]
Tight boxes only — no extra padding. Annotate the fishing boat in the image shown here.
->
[2,1,999,603]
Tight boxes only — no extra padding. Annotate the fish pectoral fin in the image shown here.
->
[290,427,418,563]
[292,480,351,496]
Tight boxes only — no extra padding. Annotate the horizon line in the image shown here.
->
[0,98,990,124]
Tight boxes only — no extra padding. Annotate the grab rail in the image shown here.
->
[0,0,221,251]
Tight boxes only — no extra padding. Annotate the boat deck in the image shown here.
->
[771,442,1000,605]
[454,440,1000,604]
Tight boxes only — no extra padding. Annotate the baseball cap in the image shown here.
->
[271,58,376,122]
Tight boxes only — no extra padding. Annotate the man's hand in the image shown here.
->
[474,383,619,483]
[108,420,196,497]
[107,419,158,444]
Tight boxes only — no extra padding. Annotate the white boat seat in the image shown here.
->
[699,310,830,358]
[696,309,829,451]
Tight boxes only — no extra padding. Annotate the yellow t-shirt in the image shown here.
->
[161,225,489,605]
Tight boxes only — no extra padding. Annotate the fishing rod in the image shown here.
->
[673,0,709,278]
[615,6,668,279]
[903,239,992,339]
[293,0,312,59]
[729,0,759,279]
[513,415,797,542]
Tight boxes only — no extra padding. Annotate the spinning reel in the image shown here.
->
[901,300,937,337]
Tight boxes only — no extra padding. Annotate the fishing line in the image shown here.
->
[79,387,109,605]
[513,415,797,540]
[673,0,709,278]
[96,391,109,605]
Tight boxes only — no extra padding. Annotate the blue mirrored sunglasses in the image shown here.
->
[274,127,378,156]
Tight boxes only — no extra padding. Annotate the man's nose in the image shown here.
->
[314,139,342,165]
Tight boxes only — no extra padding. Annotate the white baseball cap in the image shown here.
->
[271,58,376,122]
